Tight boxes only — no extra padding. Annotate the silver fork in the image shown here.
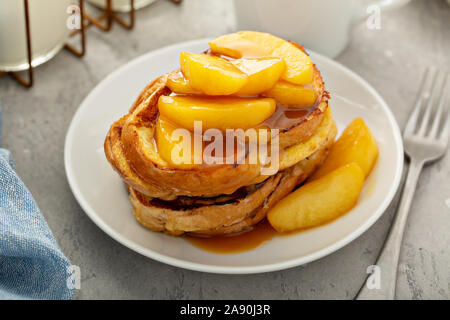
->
[356,68,450,300]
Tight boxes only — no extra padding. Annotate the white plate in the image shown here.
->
[65,39,403,274]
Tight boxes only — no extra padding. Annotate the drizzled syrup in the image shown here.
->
[185,220,277,254]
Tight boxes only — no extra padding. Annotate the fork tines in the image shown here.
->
[405,67,450,142]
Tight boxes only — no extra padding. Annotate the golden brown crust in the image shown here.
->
[105,115,179,200]
[276,61,328,149]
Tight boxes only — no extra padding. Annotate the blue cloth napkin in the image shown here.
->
[0,106,73,300]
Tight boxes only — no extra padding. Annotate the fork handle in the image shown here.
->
[356,158,424,300]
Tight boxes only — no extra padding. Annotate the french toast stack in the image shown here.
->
[104,31,337,236]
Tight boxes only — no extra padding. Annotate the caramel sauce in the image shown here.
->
[185,220,277,254]
[163,95,315,132]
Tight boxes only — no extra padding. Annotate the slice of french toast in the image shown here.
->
[104,49,330,197]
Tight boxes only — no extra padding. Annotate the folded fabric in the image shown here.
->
[0,106,73,299]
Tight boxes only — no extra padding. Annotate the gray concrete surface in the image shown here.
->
[0,0,449,299]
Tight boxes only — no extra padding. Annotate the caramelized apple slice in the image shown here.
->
[310,118,378,180]
[180,52,248,95]
[158,95,276,131]
[272,41,313,85]
[166,71,200,94]
[209,31,313,85]
[156,116,199,169]
[233,57,285,96]
[267,163,364,232]
[264,80,317,106]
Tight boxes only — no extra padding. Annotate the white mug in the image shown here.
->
[233,0,410,58]
[0,0,72,72]
[87,0,157,12]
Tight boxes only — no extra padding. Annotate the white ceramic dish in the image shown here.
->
[64,39,403,274]
[87,0,157,12]
[0,0,71,72]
